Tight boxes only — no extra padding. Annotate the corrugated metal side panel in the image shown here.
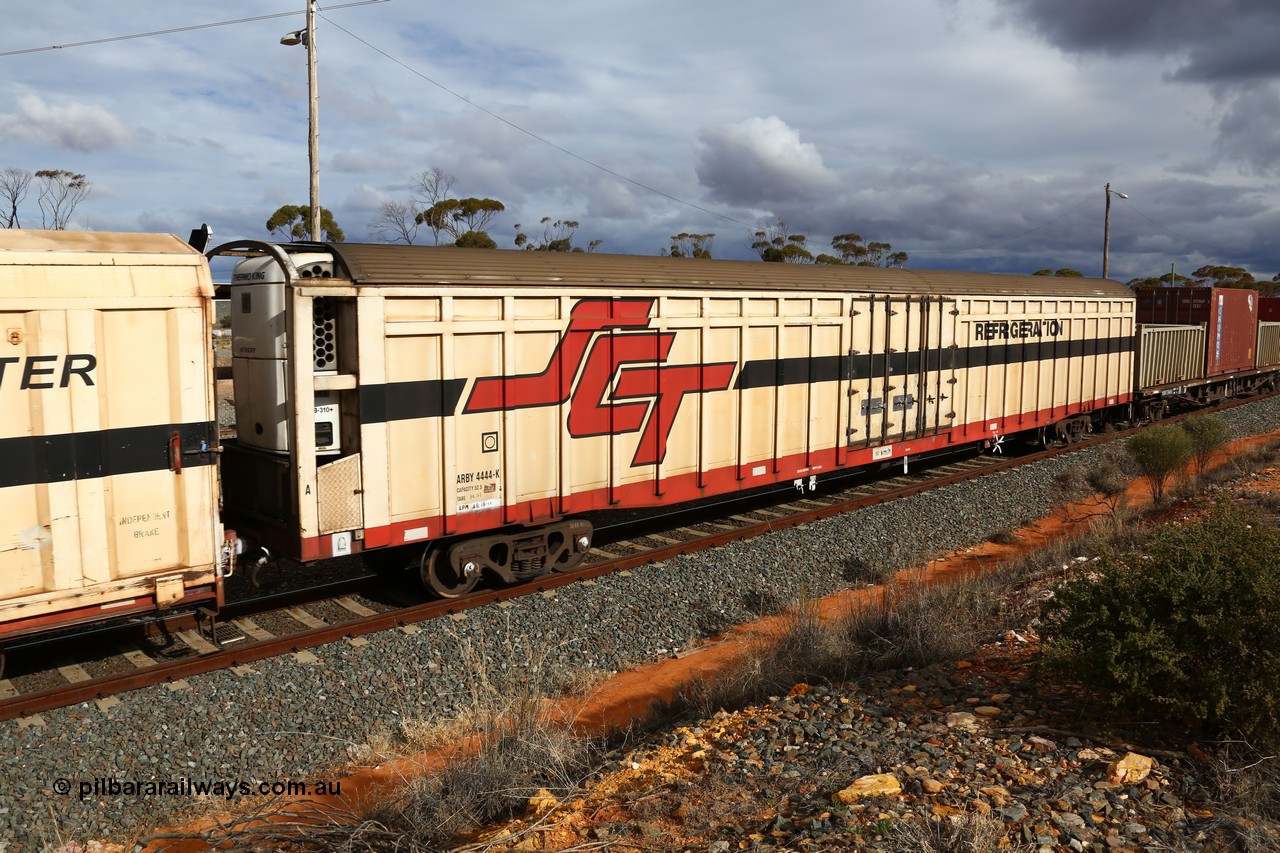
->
[1138,325,1205,389]
[0,249,219,628]
[328,243,1133,299]
[1258,322,1280,367]
[1206,290,1259,376]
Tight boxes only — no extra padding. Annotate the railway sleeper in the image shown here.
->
[421,519,594,599]
[194,606,247,649]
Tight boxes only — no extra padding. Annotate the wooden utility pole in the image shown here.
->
[1102,182,1127,280]
[307,0,320,242]
[1103,182,1113,279]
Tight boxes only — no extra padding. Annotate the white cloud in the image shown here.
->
[0,0,1277,276]
[0,93,131,152]
[695,116,837,207]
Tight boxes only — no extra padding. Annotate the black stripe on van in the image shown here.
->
[0,421,217,489]
[354,335,1136,423]
[734,335,1135,390]
[360,378,467,425]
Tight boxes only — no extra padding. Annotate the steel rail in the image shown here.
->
[0,445,1043,721]
[1,574,382,669]
[4,390,1274,722]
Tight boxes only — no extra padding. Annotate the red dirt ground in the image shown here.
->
[133,430,1280,851]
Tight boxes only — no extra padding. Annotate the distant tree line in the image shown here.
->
[747,220,907,267]
[4,162,1271,292]
[0,167,92,230]
[1128,265,1280,296]
[1025,265,1280,293]
[358,169,913,264]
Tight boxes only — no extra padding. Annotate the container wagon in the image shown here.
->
[1134,287,1278,403]
[1135,287,1258,376]
[0,231,225,643]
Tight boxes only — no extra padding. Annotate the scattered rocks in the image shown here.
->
[474,627,1234,852]
[525,788,559,818]
[833,774,902,803]
[2,397,1278,850]
[1107,752,1156,786]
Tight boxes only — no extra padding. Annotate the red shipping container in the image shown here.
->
[1134,287,1258,377]
[1260,296,1280,322]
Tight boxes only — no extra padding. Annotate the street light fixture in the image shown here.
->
[281,1,320,242]
[1102,182,1128,279]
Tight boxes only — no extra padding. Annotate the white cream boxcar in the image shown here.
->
[0,231,223,641]
[213,242,1134,597]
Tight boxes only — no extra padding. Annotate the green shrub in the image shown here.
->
[1181,413,1232,476]
[1037,502,1280,745]
[1127,424,1193,500]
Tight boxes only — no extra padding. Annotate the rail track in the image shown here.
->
[3,393,1271,724]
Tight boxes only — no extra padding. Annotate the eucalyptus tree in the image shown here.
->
[35,169,91,230]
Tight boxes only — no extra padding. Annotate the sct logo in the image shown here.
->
[0,354,96,390]
[463,299,735,466]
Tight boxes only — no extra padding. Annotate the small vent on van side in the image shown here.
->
[314,297,337,370]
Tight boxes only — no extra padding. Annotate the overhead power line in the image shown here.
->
[3,1,756,234]
[906,189,1098,256]
[0,1,389,58]
[6,3,1184,263]
[1119,200,1243,260]
[320,14,759,232]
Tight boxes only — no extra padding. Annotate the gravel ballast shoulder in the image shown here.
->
[3,398,1279,850]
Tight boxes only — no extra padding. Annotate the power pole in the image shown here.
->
[306,0,320,242]
[1102,182,1128,280]
[1103,182,1113,279]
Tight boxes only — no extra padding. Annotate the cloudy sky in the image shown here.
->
[3,0,1279,282]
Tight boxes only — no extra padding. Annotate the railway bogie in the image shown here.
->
[421,518,594,598]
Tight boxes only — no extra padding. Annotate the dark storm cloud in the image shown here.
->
[1215,87,1280,174]
[995,0,1280,85]
[747,155,1279,280]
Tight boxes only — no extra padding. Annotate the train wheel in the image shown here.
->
[421,548,480,599]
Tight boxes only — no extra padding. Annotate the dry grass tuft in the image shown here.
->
[671,569,1019,719]
[886,811,1035,852]
[988,528,1021,545]
[1202,747,1280,853]
[354,627,604,849]
[369,692,595,848]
